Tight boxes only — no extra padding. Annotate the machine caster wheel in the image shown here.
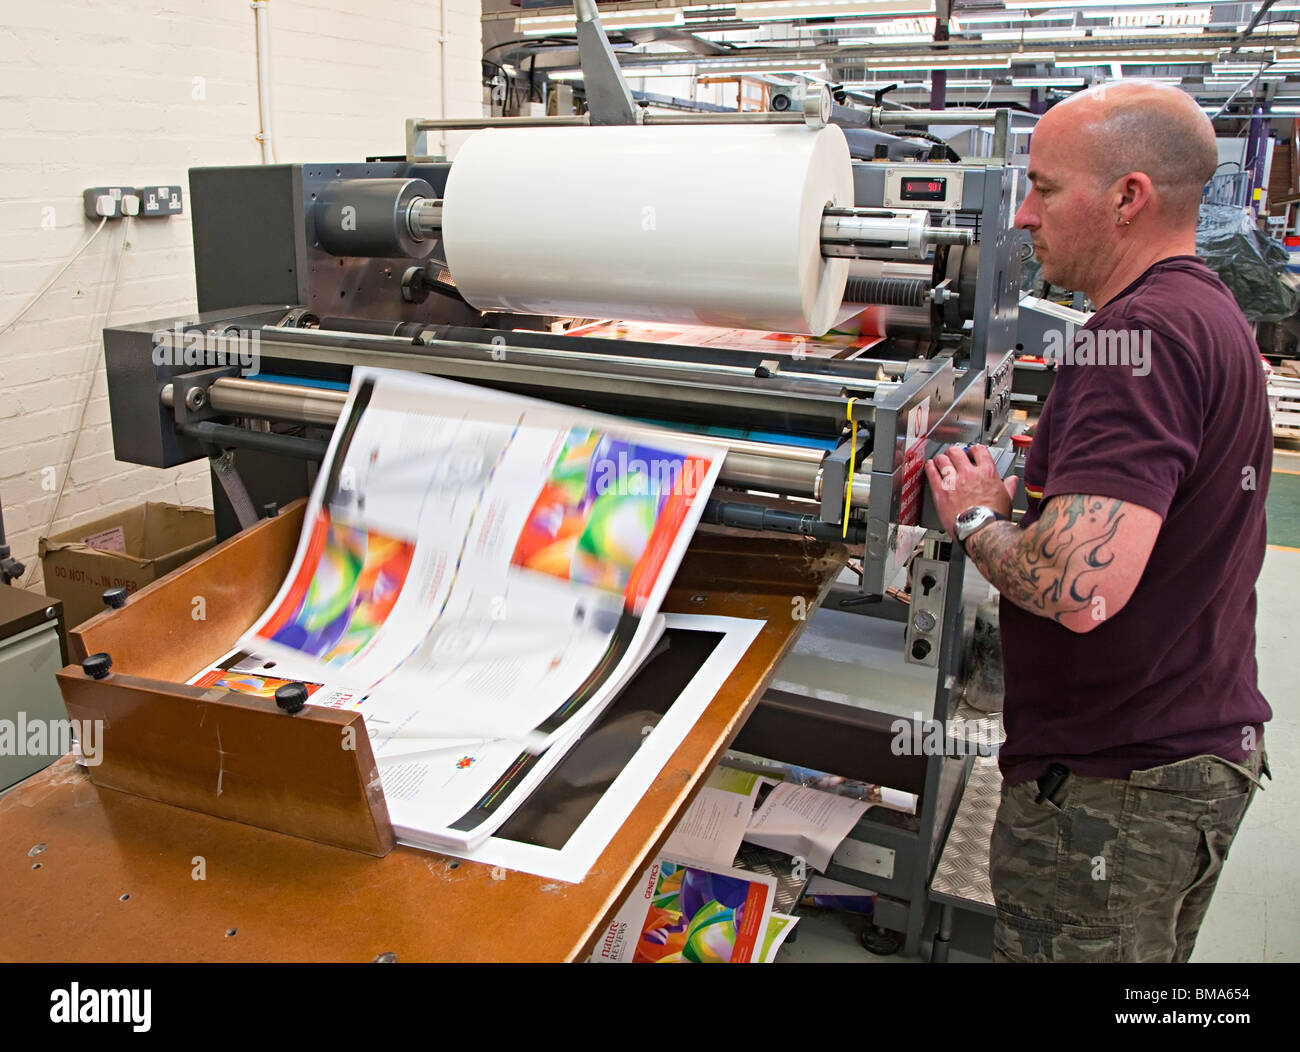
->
[861,924,902,956]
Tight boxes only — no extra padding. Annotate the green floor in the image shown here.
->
[1268,468,1300,549]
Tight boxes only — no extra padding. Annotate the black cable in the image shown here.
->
[484,35,577,58]
[891,127,961,162]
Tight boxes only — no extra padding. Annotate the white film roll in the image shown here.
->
[440,124,854,336]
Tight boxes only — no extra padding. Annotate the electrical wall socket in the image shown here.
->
[138,185,183,217]
[82,186,133,220]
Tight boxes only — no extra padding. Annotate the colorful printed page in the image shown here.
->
[744,782,869,872]
[565,313,885,359]
[186,648,363,710]
[367,616,664,852]
[663,765,770,868]
[592,856,776,964]
[234,367,722,752]
[758,913,799,963]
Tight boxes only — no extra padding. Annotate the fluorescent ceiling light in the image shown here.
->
[1010,77,1087,86]
[956,11,1029,22]
[873,61,1006,72]
[1006,0,1191,6]
[1238,23,1300,35]
[734,1,935,20]
[697,59,826,71]
[841,33,934,44]
[841,79,932,88]
[519,8,686,34]
[1056,52,1213,66]
[1092,26,1208,37]
[979,29,1086,40]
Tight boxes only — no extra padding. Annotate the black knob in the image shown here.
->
[102,587,129,609]
[262,502,279,518]
[874,143,890,160]
[274,682,309,714]
[929,144,947,161]
[82,652,113,679]
[911,639,932,661]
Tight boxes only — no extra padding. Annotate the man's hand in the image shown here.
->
[924,444,1017,536]
[923,445,1161,633]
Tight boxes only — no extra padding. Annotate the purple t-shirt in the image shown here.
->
[999,256,1272,784]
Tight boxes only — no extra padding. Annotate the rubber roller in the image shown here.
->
[313,178,438,259]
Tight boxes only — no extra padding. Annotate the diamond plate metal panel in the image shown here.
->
[929,755,1002,912]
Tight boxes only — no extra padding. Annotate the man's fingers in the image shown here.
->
[972,444,998,475]
[945,444,974,468]
[1004,474,1019,501]
[926,457,957,492]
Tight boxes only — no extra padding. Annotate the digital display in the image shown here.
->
[900,177,948,202]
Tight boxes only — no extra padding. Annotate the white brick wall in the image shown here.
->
[0,0,482,592]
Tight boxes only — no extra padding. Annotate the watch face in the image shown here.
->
[956,507,990,539]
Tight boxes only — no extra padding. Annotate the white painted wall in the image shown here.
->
[0,0,482,591]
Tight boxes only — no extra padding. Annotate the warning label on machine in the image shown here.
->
[898,398,930,527]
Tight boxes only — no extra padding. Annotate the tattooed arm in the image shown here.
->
[925,446,1161,634]
[964,495,1160,632]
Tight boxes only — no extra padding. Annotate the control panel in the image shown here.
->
[882,166,965,211]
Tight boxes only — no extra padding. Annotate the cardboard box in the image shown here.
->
[39,503,216,628]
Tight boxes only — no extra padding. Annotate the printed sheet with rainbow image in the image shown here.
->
[221,367,723,852]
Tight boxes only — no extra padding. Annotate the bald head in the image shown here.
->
[1042,80,1218,224]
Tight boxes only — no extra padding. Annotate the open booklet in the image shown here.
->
[189,367,725,852]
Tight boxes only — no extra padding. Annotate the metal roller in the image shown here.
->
[820,207,971,261]
[160,376,872,509]
[313,178,437,259]
[318,180,973,266]
[842,275,931,308]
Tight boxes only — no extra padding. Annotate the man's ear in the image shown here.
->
[1115,172,1155,219]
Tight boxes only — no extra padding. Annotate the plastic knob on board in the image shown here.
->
[275,682,309,714]
[102,587,129,609]
[82,653,113,680]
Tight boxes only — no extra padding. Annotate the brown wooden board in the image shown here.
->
[0,528,844,962]
[55,499,392,855]
[57,672,394,857]
[69,500,306,680]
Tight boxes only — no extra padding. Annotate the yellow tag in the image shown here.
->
[843,398,858,539]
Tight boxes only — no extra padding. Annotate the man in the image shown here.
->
[926,80,1272,963]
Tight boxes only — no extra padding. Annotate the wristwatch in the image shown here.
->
[953,505,1007,552]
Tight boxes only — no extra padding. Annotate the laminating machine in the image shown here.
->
[89,10,1025,958]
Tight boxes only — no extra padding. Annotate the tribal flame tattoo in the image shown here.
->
[965,495,1124,624]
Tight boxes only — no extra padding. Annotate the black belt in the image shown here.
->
[1035,763,1070,805]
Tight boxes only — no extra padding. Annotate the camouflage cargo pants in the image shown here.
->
[989,744,1268,962]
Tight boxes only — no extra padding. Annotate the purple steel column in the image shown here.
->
[931,20,948,111]
[1249,103,1271,215]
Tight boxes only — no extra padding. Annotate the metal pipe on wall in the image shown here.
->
[439,0,450,157]
[251,0,276,164]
